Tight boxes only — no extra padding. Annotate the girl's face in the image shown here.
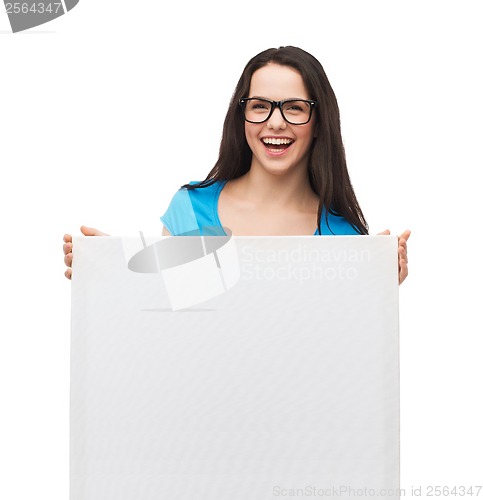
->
[244,63,316,179]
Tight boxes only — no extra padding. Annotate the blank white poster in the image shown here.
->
[71,235,399,500]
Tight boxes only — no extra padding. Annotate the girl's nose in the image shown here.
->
[267,107,287,130]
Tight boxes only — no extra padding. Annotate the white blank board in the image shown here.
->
[70,235,400,500]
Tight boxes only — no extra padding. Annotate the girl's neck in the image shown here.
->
[233,167,318,213]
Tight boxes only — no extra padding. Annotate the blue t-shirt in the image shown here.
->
[160,180,360,236]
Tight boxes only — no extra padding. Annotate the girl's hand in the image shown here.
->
[377,229,411,285]
[63,226,108,280]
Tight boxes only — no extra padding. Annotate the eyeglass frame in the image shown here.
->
[239,97,317,125]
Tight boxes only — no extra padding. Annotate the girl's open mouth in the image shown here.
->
[261,137,294,155]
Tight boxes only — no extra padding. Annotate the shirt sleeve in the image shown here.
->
[340,220,362,235]
[318,211,363,235]
[160,188,199,236]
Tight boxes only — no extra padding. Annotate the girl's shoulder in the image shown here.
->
[318,210,362,236]
[160,181,226,236]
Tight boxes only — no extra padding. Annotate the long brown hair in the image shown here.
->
[183,46,368,235]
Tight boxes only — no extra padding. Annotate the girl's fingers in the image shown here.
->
[64,252,73,267]
[63,242,72,256]
[398,243,408,264]
[80,226,108,236]
[399,258,408,284]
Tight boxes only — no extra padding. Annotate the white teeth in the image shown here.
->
[262,138,293,145]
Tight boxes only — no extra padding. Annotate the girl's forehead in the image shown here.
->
[248,64,309,99]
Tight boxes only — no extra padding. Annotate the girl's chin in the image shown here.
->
[254,162,300,177]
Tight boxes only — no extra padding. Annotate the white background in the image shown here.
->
[1,1,481,498]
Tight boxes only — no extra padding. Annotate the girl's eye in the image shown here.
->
[250,101,269,110]
[283,101,310,116]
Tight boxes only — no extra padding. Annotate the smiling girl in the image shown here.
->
[64,46,410,283]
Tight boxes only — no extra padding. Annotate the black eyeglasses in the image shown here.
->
[239,98,316,125]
